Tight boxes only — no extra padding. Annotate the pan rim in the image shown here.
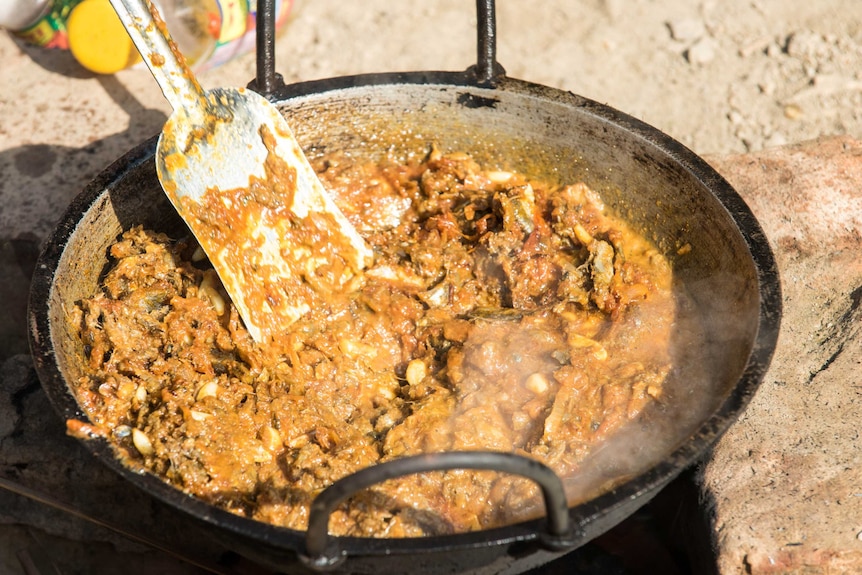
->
[27,71,781,563]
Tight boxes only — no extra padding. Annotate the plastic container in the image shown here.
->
[0,0,82,48]
[67,0,292,75]
[67,0,141,72]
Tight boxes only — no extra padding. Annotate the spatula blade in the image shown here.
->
[155,87,374,342]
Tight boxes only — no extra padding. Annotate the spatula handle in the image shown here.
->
[108,0,207,115]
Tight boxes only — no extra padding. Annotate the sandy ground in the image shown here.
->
[2,0,862,243]
[3,0,862,244]
[275,0,862,156]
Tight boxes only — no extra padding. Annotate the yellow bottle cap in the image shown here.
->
[68,0,142,74]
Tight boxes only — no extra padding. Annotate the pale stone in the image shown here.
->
[701,135,862,575]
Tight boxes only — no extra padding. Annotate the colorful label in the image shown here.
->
[217,0,247,44]
[197,0,292,72]
[15,0,82,48]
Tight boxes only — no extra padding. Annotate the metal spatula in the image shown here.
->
[109,0,374,343]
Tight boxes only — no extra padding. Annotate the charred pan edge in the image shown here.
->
[28,136,159,425]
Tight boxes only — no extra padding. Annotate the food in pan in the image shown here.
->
[69,146,675,537]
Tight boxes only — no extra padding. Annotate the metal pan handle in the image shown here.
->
[300,450,574,570]
[249,0,283,97]
[250,0,506,96]
[472,0,506,86]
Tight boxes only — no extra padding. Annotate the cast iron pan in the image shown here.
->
[28,1,781,573]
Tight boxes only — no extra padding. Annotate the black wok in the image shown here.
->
[28,1,781,573]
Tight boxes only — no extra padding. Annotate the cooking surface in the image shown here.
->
[2,0,861,573]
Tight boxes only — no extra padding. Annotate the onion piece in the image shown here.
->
[132,428,154,456]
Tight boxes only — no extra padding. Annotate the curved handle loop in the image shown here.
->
[250,0,506,96]
[300,451,573,570]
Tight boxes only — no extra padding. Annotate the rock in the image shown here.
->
[701,135,862,575]
[765,41,784,58]
[763,131,788,148]
[666,18,706,42]
[758,79,776,95]
[686,36,717,65]
[784,103,804,120]
[785,30,829,61]
[600,0,625,21]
